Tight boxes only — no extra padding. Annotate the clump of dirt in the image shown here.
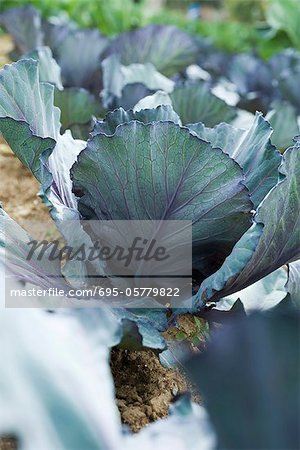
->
[110,348,189,432]
[0,437,17,450]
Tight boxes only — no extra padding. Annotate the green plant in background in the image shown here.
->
[225,0,266,23]
[146,6,291,58]
[0,0,298,56]
[0,0,146,35]
[266,0,300,49]
[60,0,146,35]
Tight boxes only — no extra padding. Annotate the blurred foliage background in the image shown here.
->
[0,0,299,58]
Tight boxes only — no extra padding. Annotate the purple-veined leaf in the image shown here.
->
[91,105,181,137]
[0,59,106,285]
[188,112,282,207]
[0,5,43,55]
[72,121,252,279]
[53,28,108,93]
[196,138,300,305]
[106,24,199,77]
[170,82,236,126]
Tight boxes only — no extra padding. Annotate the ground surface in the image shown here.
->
[0,437,17,450]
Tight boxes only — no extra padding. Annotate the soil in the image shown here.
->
[0,142,51,226]
[0,34,200,438]
[0,437,17,450]
[110,348,190,432]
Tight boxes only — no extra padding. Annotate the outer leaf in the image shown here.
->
[42,18,75,54]
[185,310,300,450]
[266,101,300,152]
[0,206,67,293]
[25,46,63,89]
[0,306,122,449]
[91,105,181,136]
[0,59,87,217]
[53,28,108,92]
[0,59,106,285]
[54,87,103,136]
[66,307,168,352]
[286,260,300,307]
[114,307,167,351]
[278,65,300,113]
[101,55,174,109]
[196,139,300,304]
[217,267,288,313]
[0,5,43,54]
[47,130,85,217]
[228,53,273,113]
[121,63,174,93]
[0,59,60,183]
[133,91,173,112]
[106,24,199,77]
[0,283,214,450]
[112,83,155,111]
[72,121,252,278]
[226,50,300,115]
[188,113,282,207]
[170,82,236,126]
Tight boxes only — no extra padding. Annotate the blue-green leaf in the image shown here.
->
[185,310,300,450]
[101,55,174,109]
[170,82,236,126]
[196,139,300,304]
[92,105,181,136]
[0,306,122,449]
[217,267,288,313]
[133,91,173,112]
[106,24,199,77]
[53,28,108,92]
[54,87,103,138]
[0,5,43,54]
[266,100,300,152]
[72,121,252,278]
[24,46,63,89]
[286,260,300,307]
[0,59,60,183]
[189,113,282,207]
